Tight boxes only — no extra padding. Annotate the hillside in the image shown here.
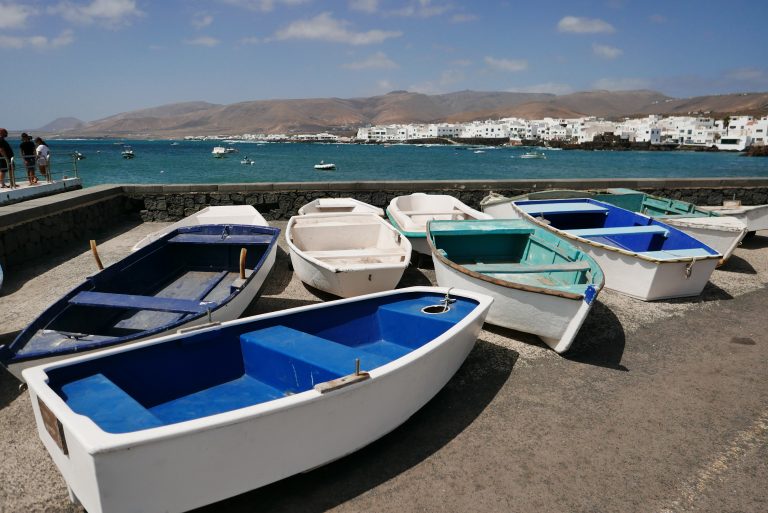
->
[49,90,768,138]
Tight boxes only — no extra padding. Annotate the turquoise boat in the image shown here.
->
[428,218,603,353]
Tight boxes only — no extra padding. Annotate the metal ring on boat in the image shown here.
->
[421,304,451,314]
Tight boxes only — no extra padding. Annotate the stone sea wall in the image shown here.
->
[2,179,768,267]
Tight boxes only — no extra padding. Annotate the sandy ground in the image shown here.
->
[0,221,766,513]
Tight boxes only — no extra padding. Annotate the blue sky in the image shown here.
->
[2,0,767,129]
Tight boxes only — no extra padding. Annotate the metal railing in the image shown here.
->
[1,152,79,189]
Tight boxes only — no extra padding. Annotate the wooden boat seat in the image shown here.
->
[568,225,669,238]
[59,373,165,432]
[463,261,591,274]
[240,325,393,378]
[302,247,405,260]
[517,203,609,215]
[637,248,715,259]
[167,233,274,245]
[70,291,212,314]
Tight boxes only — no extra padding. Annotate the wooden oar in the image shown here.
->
[89,240,104,270]
[239,248,247,280]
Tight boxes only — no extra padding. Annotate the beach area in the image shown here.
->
[1,217,766,512]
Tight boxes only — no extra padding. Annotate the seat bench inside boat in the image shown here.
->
[47,292,476,434]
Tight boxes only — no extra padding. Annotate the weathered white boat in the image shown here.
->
[1,224,280,381]
[387,193,492,254]
[314,161,336,170]
[698,200,768,236]
[23,287,492,513]
[286,213,411,297]
[483,190,748,266]
[509,199,721,300]
[428,219,603,353]
[298,197,384,216]
[132,205,270,252]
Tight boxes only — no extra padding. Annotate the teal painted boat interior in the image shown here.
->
[593,189,719,219]
[429,219,603,297]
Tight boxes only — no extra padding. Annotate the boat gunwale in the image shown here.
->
[386,193,491,237]
[426,220,603,301]
[23,286,492,454]
[286,213,411,273]
[510,201,722,264]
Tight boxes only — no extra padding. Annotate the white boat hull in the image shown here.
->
[432,255,592,353]
[560,239,717,300]
[698,204,768,233]
[298,198,384,216]
[24,287,491,513]
[662,216,747,265]
[287,214,411,297]
[7,244,276,381]
[132,206,270,252]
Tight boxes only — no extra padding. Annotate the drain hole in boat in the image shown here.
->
[421,304,451,314]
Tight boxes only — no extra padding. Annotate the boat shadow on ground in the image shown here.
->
[259,247,294,296]
[0,218,144,296]
[716,254,757,275]
[564,300,628,371]
[192,339,518,513]
[740,232,768,250]
[0,363,22,410]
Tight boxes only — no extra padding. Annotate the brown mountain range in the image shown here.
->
[50,90,768,138]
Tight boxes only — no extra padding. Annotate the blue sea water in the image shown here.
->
[41,139,768,187]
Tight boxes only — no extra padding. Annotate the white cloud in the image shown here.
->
[726,68,765,81]
[50,0,143,26]
[0,29,74,49]
[593,77,651,90]
[484,56,528,72]
[343,51,398,70]
[390,0,452,18]
[557,16,615,34]
[349,0,379,13]
[184,36,220,47]
[221,0,310,12]
[193,14,214,29]
[509,82,573,95]
[376,79,395,92]
[451,13,478,23]
[592,43,622,59]
[272,12,401,45]
[0,3,35,29]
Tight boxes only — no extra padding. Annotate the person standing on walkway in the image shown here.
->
[0,128,14,188]
[20,133,38,185]
[35,137,50,182]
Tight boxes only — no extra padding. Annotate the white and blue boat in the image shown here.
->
[508,199,721,300]
[428,219,603,353]
[1,224,280,380]
[23,286,492,513]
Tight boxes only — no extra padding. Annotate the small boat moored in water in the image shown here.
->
[23,286,492,513]
[428,219,603,353]
[298,197,384,216]
[519,151,546,159]
[286,213,412,297]
[314,161,336,170]
[240,156,255,165]
[507,198,721,300]
[121,146,134,159]
[211,146,227,158]
[131,205,270,252]
[387,193,492,254]
[0,224,280,380]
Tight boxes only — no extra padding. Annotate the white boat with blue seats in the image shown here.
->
[23,286,492,513]
[1,224,280,380]
[509,198,721,300]
[428,219,603,353]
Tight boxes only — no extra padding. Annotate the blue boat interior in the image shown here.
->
[45,291,479,434]
[9,224,279,361]
[429,219,601,294]
[515,199,718,257]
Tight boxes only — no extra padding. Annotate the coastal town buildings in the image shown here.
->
[354,114,768,150]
